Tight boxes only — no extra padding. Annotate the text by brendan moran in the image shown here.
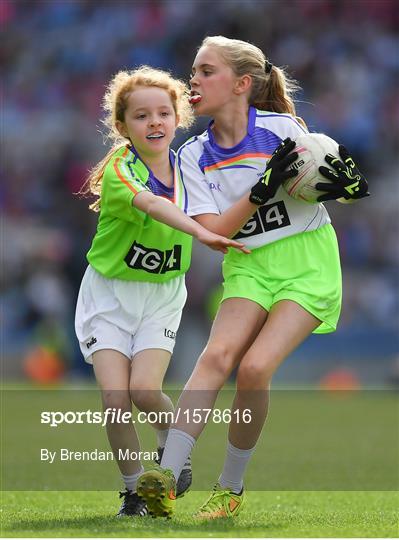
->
[40,449,158,463]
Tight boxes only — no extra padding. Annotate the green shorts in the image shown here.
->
[222,224,342,334]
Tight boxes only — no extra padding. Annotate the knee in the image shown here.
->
[236,354,274,390]
[197,342,236,382]
[130,384,161,412]
[101,390,131,415]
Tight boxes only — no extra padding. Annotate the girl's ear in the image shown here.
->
[116,120,128,139]
[234,74,252,96]
[175,113,180,128]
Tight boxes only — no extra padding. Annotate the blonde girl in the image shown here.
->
[137,37,368,519]
[75,65,246,517]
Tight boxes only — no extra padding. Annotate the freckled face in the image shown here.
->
[189,46,238,116]
[117,86,178,156]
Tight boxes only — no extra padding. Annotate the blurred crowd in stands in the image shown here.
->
[2,0,398,382]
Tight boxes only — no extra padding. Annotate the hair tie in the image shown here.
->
[265,60,273,74]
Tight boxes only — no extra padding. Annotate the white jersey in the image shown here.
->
[176,106,330,248]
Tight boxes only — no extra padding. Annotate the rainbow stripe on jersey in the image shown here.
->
[203,153,271,173]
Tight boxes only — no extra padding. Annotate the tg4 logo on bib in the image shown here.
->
[125,241,182,274]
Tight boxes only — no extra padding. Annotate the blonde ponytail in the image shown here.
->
[252,65,299,116]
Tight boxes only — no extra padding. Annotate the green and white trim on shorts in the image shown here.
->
[222,224,342,334]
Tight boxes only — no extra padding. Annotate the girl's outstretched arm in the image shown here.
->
[193,195,259,239]
[133,191,250,254]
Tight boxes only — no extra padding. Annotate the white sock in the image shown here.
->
[160,428,195,481]
[156,428,169,448]
[122,466,144,492]
[219,441,255,494]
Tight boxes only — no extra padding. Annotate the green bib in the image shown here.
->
[87,146,192,282]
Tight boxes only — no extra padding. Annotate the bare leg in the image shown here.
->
[130,349,174,431]
[229,300,320,449]
[216,301,320,492]
[158,298,267,481]
[93,349,141,475]
[173,298,267,439]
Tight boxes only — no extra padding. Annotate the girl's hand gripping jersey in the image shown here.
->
[176,107,330,249]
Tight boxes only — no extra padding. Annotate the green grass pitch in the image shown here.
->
[1,384,398,536]
[1,490,398,537]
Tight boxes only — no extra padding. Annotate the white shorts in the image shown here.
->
[75,265,187,364]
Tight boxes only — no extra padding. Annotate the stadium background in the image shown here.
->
[2,0,398,386]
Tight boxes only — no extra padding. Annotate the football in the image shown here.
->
[283,133,341,204]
